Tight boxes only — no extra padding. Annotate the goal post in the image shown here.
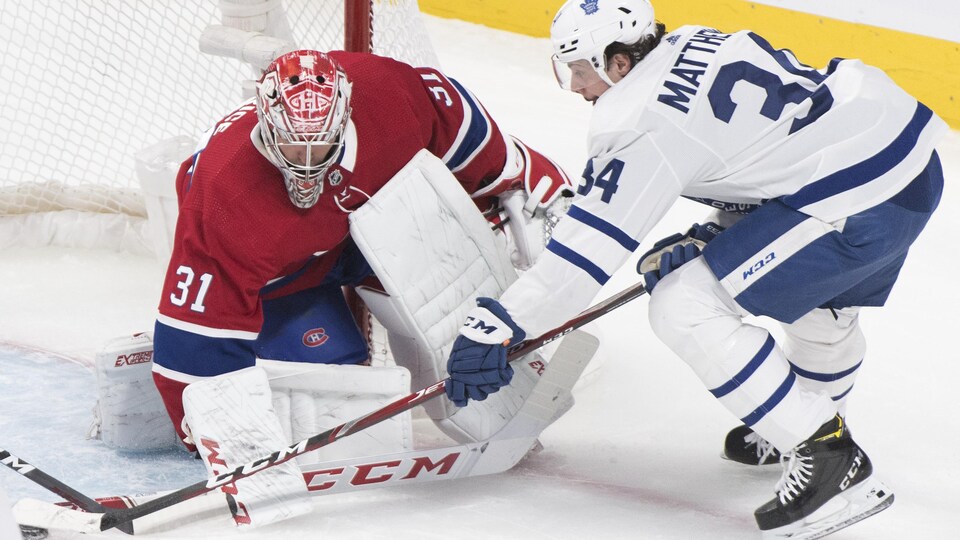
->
[345,0,373,55]
[0,0,439,256]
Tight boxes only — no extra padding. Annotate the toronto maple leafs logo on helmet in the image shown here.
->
[580,0,599,15]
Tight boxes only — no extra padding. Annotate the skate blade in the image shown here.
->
[761,476,894,540]
[719,451,780,466]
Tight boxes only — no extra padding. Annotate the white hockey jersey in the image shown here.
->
[501,25,947,337]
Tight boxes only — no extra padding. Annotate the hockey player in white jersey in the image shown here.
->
[444,1,947,538]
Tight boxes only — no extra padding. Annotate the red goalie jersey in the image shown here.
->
[151,51,570,446]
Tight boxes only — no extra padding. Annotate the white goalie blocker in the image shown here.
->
[349,149,574,443]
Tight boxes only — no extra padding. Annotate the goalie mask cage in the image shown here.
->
[0,0,439,254]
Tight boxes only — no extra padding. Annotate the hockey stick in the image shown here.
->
[0,450,135,535]
[9,281,645,534]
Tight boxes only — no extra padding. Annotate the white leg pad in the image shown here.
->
[260,359,413,464]
[90,333,180,451]
[182,367,311,528]
[349,149,517,426]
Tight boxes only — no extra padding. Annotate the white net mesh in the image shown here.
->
[0,0,438,220]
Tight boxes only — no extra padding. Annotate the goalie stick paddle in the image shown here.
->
[7,281,646,533]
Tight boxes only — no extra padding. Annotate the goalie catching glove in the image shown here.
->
[475,136,575,270]
[446,297,526,407]
[637,222,724,291]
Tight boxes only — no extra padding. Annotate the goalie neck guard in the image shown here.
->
[256,50,353,208]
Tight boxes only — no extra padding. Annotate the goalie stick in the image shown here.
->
[8,281,646,534]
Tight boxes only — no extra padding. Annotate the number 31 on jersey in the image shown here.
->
[170,265,213,313]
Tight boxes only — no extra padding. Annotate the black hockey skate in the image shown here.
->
[723,424,780,465]
[754,415,894,539]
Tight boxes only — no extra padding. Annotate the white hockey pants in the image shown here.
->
[648,258,865,451]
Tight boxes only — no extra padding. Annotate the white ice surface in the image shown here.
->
[2,14,959,540]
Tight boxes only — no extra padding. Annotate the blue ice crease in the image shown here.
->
[0,346,205,502]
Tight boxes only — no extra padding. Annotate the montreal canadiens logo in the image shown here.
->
[302,328,329,347]
[289,88,330,116]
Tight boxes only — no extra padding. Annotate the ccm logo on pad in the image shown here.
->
[114,351,153,367]
[302,328,329,347]
[303,452,461,492]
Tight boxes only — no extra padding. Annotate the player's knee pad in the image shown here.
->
[648,258,745,362]
[90,333,181,451]
[646,258,796,395]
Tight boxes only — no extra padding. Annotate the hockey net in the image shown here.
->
[0,0,439,255]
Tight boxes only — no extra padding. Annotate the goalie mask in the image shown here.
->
[256,50,352,208]
[550,0,656,91]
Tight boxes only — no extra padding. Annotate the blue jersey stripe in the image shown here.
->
[710,334,776,398]
[546,240,611,285]
[742,371,796,426]
[445,77,491,170]
[154,319,255,377]
[566,205,640,251]
[783,102,933,209]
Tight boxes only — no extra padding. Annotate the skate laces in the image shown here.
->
[774,445,814,504]
[745,431,778,464]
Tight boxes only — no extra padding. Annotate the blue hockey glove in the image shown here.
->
[637,222,724,292]
[445,297,526,407]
